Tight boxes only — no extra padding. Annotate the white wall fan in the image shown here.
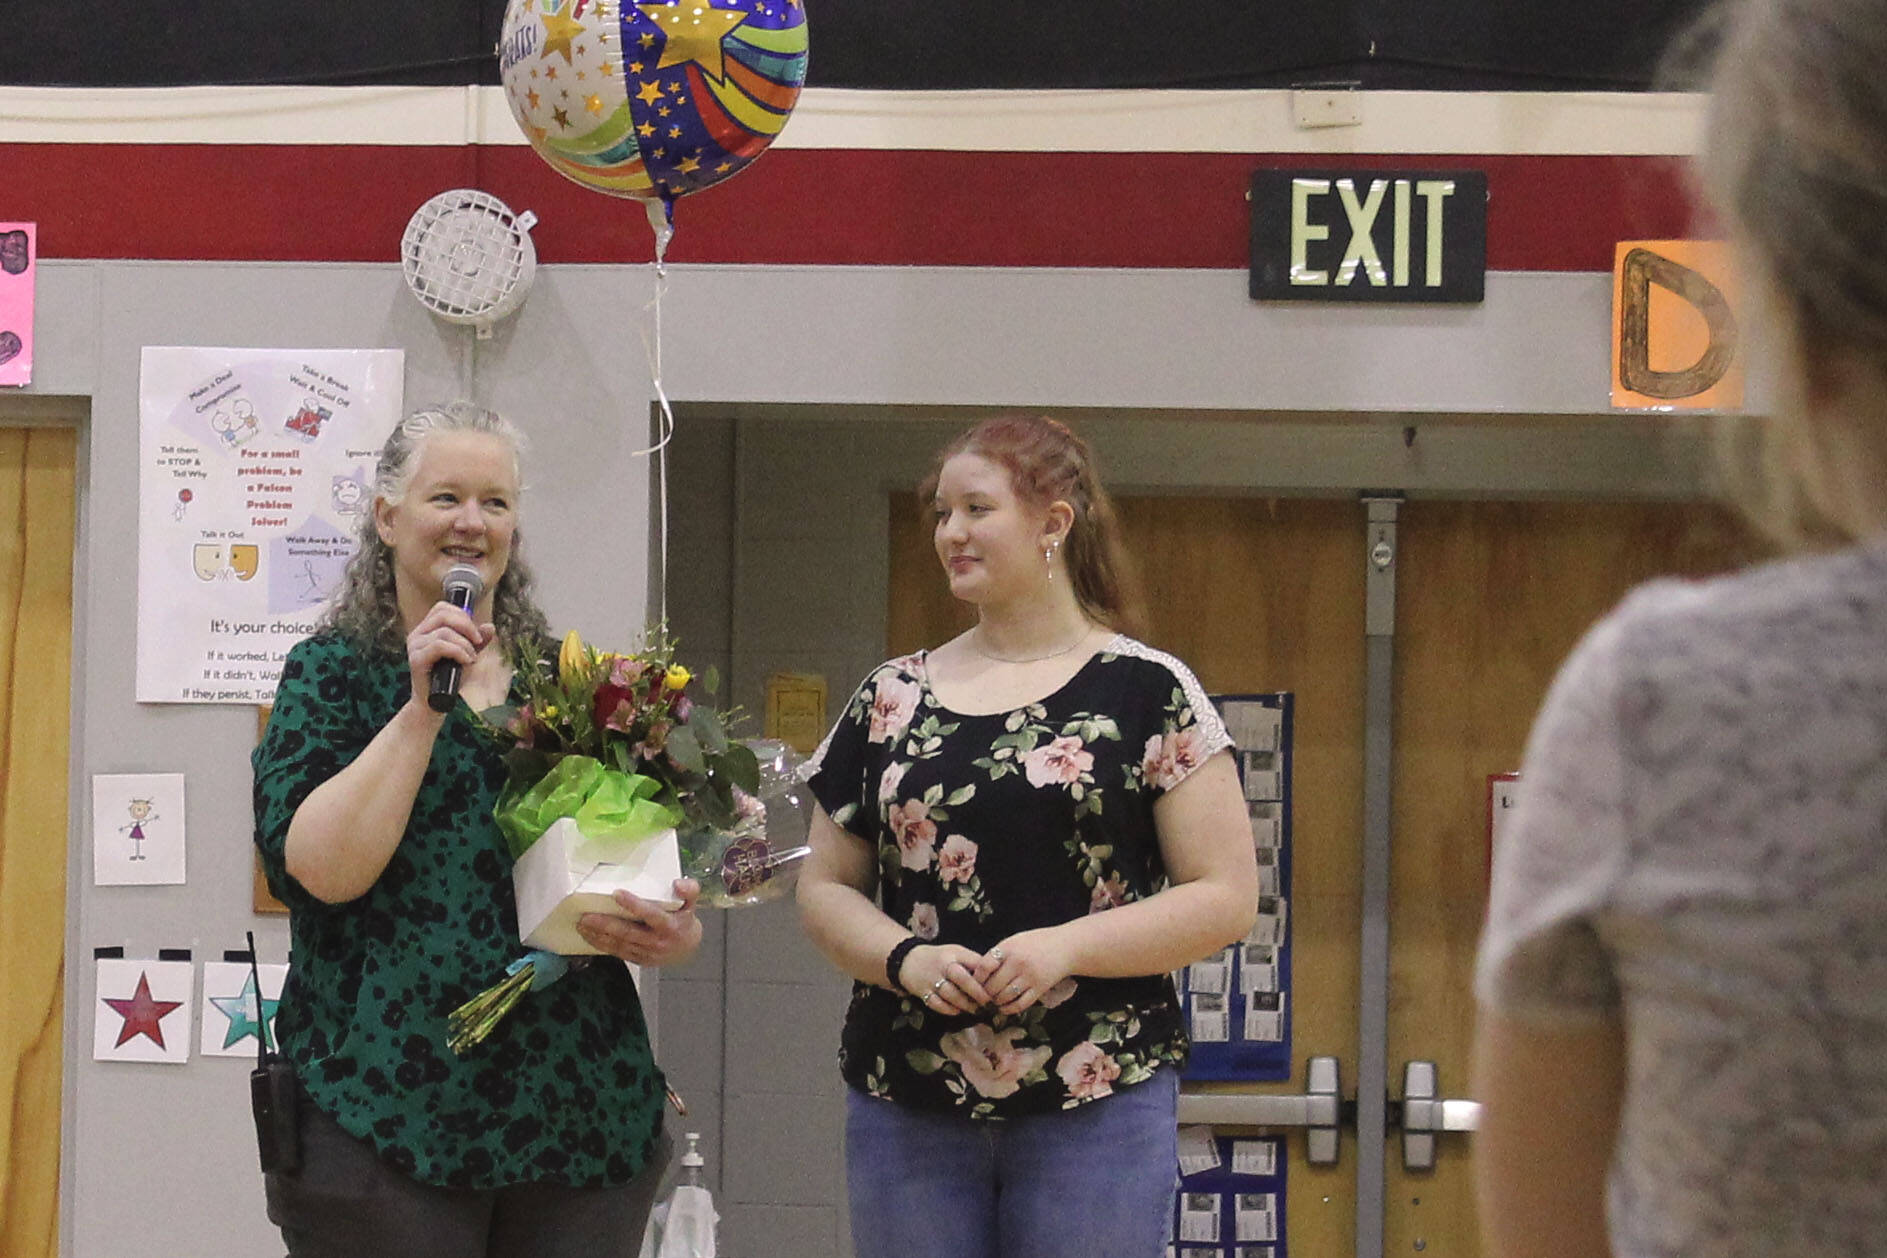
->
[399,189,537,338]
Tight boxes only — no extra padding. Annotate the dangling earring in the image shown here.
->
[1044,540,1058,584]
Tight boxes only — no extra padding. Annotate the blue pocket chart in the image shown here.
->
[1180,693,1292,1083]
[1170,1130,1289,1258]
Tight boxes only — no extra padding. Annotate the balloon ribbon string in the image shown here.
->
[633,195,677,625]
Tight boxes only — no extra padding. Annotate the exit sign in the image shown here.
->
[1250,170,1487,303]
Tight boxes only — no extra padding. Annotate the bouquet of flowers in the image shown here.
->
[447,629,811,1054]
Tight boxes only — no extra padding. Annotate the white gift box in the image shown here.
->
[512,816,684,955]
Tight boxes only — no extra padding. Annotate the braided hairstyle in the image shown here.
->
[920,415,1145,635]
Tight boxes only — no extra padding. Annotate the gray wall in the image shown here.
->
[7,258,1722,1258]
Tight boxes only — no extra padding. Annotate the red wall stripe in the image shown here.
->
[5,144,1698,271]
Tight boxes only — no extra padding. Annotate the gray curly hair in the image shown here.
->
[320,401,552,652]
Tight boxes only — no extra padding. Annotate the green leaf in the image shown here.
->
[720,740,760,794]
[944,785,975,807]
[666,724,707,774]
[702,665,721,696]
[690,704,729,754]
[923,782,943,806]
[905,1049,946,1074]
[1005,709,1028,732]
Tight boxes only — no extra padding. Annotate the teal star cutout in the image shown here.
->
[210,973,279,1050]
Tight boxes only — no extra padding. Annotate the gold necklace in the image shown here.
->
[971,627,1092,664]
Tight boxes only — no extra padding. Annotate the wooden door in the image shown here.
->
[0,426,78,1258]
[891,492,1367,1256]
[1385,500,1760,1257]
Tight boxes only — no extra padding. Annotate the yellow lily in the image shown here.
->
[558,629,587,679]
[664,664,691,691]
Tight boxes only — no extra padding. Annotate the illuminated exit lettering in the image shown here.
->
[1252,169,1486,304]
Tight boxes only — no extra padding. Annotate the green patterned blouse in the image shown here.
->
[252,632,665,1189]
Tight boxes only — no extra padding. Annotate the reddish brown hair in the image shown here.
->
[921,415,1145,634]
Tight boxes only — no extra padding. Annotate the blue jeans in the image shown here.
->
[845,1069,1178,1258]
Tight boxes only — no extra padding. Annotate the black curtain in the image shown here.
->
[0,0,1710,91]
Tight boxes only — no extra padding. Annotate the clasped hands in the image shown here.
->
[576,879,703,968]
[897,931,1071,1018]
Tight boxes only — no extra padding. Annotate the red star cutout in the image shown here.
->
[104,972,184,1049]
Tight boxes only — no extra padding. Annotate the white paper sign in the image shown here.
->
[92,772,186,885]
[1177,1126,1222,1177]
[136,346,403,704]
[94,958,194,1064]
[199,960,288,1058]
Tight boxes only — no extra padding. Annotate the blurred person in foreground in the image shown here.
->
[1475,4,1887,1255]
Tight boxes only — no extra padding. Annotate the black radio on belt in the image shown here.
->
[246,931,301,1173]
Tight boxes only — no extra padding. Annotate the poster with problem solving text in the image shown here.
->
[136,346,403,703]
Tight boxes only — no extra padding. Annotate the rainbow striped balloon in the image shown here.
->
[498,0,807,203]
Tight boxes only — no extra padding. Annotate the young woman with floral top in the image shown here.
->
[798,415,1257,1258]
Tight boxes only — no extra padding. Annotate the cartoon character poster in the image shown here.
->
[136,346,403,703]
[0,222,34,387]
[92,772,187,886]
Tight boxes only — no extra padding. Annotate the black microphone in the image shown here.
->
[428,563,486,712]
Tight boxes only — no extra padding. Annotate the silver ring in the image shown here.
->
[1005,982,1022,995]
[989,947,1005,962]
[932,977,947,992]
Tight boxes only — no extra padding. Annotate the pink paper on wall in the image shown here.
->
[0,222,36,387]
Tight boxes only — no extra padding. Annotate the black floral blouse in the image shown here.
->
[252,632,665,1189]
[806,636,1233,1120]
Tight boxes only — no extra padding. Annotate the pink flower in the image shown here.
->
[1055,1041,1121,1100]
[1021,735,1093,788]
[1089,874,1131,914]
[868,675,921,744]
[878,759,910,805]
[937,834,978,885]
[940,1024,1052,1100]
[1141,727,1210,790]
[908,903,939,941]
[608,656,648,687]
[1040,977,1078,1008]
[888,801,937,871]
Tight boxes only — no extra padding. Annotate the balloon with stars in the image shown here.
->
[498,0,807,205]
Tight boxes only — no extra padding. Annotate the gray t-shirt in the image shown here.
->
[1477,541,1887,1257]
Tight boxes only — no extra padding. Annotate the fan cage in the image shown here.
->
[400,189,535,324]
